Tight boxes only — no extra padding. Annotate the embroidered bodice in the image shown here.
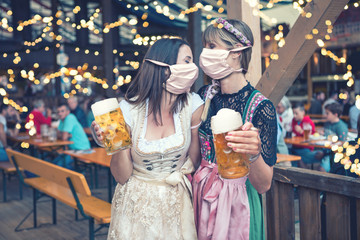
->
[119,92,203,174]
[108,93,203,240]
[198,82,277,166]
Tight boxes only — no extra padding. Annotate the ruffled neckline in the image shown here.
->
[138,100,183,154]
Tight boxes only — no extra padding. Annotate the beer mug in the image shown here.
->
[48,127,57,142]
[211,108,250,179]
[91,98,132,155]
[303,123,312,141]
[40,124,49,141]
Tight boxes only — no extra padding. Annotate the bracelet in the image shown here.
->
[249,152,261,163]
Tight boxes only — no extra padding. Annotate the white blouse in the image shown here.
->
[119,92,204,153]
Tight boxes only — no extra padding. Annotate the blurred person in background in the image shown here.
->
[0,104,13,161]
[276,96,293,135]
[25,99,52,135]
[308,91,325,115]
[291,102,324,169]
[323,91,338,115]
[55,101,90,169]
[318,102,348,172]
[339,88,352,116]
[349,103,360,130]
[84,97,104,128]
[67,96,87,127]
[3,105,20,138]
[323,102,348,141]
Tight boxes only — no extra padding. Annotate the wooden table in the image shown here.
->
[64,148,112,202]
[9,133,73,148]
[8,133,73,151]
[284,136,343,150]
[276,153,301,163]
[64,148,111,167]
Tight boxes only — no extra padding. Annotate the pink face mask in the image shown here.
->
[145,59,199,94]
[199,46,250,80]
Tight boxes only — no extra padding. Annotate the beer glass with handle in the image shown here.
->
[211,108,250,179]
[91,98,132,155]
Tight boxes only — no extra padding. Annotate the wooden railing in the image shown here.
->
[266,166,360,240]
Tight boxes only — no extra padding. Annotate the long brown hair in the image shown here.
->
[125,38,189,125]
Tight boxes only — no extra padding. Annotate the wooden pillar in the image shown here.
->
[11,0,32,41]
[52,0,61,96]
[255,0,349,106]
[102,0,115,97]
[307,60,312,107]
[227,0,262,87]
[187,0,204,91]
[75,0,89,48]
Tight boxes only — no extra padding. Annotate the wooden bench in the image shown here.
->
[0,161,23,202]
[6,149,111,240]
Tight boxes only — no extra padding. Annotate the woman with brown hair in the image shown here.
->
[93,38,204,239]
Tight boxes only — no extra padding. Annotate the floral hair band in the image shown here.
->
[214,18,252,47]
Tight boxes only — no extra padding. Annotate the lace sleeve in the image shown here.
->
[252,99,277,166]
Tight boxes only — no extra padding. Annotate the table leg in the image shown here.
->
[108,168,112,203]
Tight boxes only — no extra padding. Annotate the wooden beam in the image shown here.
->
[227,0,262,87]
[256,0,349,105]
[307,61,312,106]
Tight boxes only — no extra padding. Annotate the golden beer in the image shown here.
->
[303,129,310,141]
[211,108,250,179]
[303,123,312,141]
[92,98,131,155]
[213,131,250,178]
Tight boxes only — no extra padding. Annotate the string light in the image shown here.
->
[333,139,360,176]
[344,1,360,10]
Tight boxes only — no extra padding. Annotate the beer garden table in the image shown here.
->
[8,132,73,151]
[284,136,343,150]
[276,153,301,163]
[63,148,113,202]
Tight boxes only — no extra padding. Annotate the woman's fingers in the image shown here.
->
[91,121,104,140]
[226,125,260,154]
[240,122,254,131]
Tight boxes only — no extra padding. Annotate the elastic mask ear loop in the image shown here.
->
[229,46,250,74]
[145,59,170,67]
[145,59,171,92]
[229,46,251,52]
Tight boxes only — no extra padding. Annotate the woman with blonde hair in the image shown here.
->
[193,18,277,239]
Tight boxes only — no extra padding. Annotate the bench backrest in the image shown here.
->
[7,149,91,197]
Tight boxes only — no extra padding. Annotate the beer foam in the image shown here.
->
[211,108,243,134]
[91,98,119,116]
